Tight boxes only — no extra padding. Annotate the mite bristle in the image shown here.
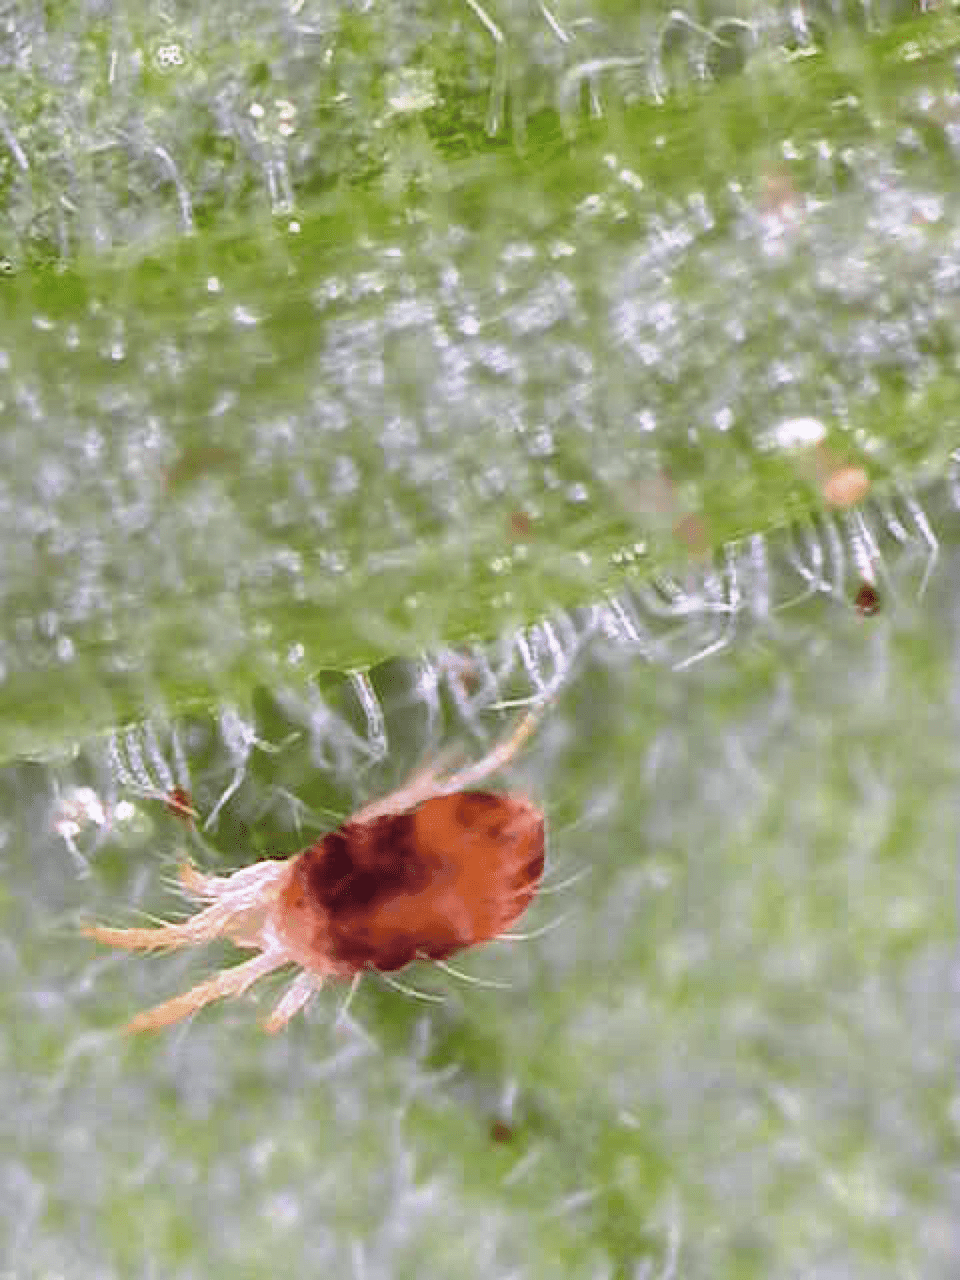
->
[376,971,447,1003]
[535,867,591,896]
[497,911,571,942]
[334,972,363,1026]
[430,957,512,989]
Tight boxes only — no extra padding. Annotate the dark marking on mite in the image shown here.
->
[455,790,508,835]
[327,923,448,974]
[512,851,545,894]
[296,792,544,975]
[359,938,419,972]
[304,815,425,913]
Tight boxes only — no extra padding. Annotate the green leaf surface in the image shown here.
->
[2,5,960,754]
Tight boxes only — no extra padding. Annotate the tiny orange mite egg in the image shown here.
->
[84,708,546,1033]
[822,464,870,510]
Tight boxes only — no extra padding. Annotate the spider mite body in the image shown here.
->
[278,792,543,977]
[85,708,546,1033]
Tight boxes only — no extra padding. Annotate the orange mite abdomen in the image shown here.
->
[274,791,545,976]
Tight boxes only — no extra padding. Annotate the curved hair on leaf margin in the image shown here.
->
[84,703,548,1034]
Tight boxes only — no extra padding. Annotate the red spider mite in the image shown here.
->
[84,707,546,1034]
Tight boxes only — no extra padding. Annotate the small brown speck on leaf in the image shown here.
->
[673,510,710,557]
[854,582,880,615]
[165,787,195,822]
[490,1120,514,1143]
[510,509,533,538]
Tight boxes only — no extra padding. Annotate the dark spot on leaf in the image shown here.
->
[855,582,880,615]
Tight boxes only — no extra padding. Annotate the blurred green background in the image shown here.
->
[1,1,958,1276]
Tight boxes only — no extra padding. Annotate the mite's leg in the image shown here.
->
[82,891,243,952]
[85,859,290,952]
[126,951,287,1033]
[354,703,546,823]
[178,859,287,900]
[178,861,219,899]
[351,744,464,824]
[263,971,318,1034]
[436,703,544,792]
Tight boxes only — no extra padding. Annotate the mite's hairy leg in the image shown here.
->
[82,901,237,952]
[438,704,542,791]
[263,971,319,1034]
[126,951,288,1033]
[354,703,545,823]
[83,859,289,951]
